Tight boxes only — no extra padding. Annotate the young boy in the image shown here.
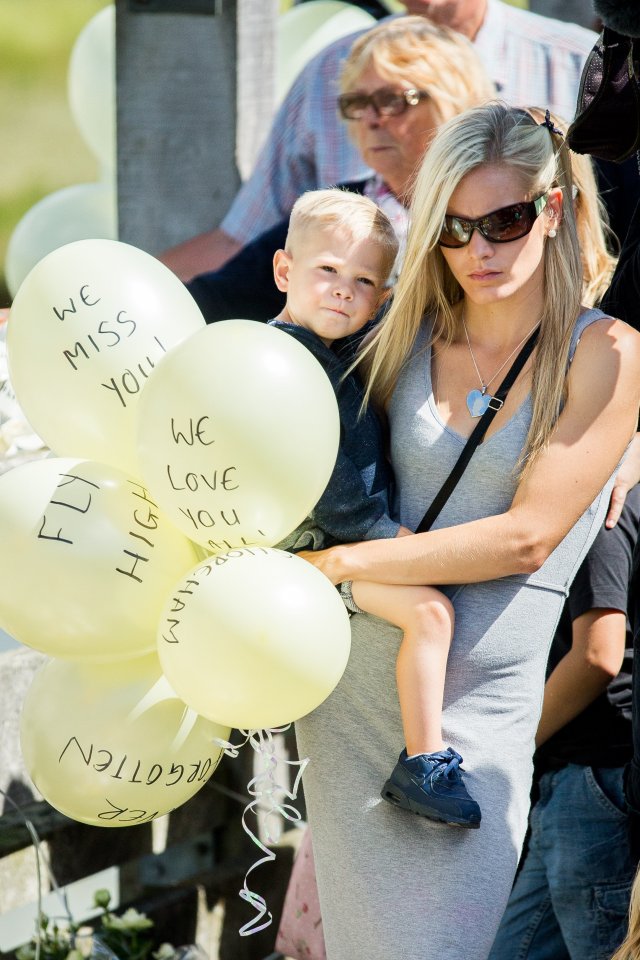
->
[271,189,480,828]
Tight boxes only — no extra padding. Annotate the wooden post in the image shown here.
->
[115,0,276,254]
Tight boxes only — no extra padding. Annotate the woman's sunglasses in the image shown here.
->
[438,195,549,248]
[337,87,428,121]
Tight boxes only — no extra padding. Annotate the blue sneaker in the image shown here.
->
[381,748,481,828]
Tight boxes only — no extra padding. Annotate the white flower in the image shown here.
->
[15,946,36,960]
[101,909,153,932]
[153,943,177,960]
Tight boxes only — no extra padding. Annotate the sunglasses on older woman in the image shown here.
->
[438,195,549,248]
[338,87,428,121]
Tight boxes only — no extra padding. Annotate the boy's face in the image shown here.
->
[273,225,388,345]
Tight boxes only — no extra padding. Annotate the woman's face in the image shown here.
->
[439,163,561,309]
[346,62,439,200]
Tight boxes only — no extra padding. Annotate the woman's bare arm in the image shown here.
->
[301,318,640,586]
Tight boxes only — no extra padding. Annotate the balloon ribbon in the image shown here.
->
[213,726,309,935]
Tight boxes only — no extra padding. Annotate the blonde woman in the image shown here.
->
[296,102,640,960]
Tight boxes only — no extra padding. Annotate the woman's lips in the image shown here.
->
[469,270,500,280]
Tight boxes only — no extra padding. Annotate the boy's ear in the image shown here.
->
[273,249,292,293]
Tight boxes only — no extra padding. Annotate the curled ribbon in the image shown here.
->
[212,726,309,935]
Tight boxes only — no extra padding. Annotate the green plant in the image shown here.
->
[16,891,181,960]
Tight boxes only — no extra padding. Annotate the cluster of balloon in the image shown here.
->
[5,5,117,297]
[4,238,351,844]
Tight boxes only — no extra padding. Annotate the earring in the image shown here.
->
[548,228,557,238]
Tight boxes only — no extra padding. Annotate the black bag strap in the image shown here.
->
[416,326,540,534]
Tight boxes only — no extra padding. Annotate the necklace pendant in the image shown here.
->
[467,388,492,418]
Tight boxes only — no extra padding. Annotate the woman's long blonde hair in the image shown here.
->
[611,865,640,960]
[362,101,583,472]
[528,107,617,307]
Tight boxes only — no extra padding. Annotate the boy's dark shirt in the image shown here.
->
[268,319,399,547]
[535,485,640,774]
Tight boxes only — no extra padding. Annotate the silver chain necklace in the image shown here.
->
[461,314,540,418]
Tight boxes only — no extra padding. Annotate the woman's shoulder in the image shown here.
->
[576,305,640,339]
[570,305,640,354]
[569,306,640,382]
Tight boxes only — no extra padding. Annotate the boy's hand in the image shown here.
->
[606,431,640,528]
[396,526,413,537]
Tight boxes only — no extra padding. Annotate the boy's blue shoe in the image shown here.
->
[381,748,481,828]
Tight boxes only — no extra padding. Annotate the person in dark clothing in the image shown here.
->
[601,203,640,329]
[567,0,640,329]
[565,0,640,820]
[273,190,398,553]
[489,485,640,960]
[273,186,482,828]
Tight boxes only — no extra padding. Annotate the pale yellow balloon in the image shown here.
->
[157,547,351,729]
[136,320,340,551]
[20,654,230,827]
[67,5,116,171]
[0,457,200,661]
[7,238,206,476]
[5,182,117,299]
[276,2,375,105]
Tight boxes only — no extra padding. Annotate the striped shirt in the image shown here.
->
[221,0,595,244]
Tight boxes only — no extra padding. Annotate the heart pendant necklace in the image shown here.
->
[462,314,539,418]
[466,387,492,418]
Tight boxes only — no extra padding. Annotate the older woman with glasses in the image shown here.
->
[185,17,494,322]
[296,102,640,960]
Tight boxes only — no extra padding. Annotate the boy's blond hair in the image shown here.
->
[285,188,399,283]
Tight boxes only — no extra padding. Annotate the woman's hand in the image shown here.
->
[296,546,348,585]
[605,431,640,528]
[298,526,411,584]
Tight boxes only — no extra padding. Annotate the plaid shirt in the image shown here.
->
[221,0,595,245]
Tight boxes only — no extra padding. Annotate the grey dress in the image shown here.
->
[295,309,617,960]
